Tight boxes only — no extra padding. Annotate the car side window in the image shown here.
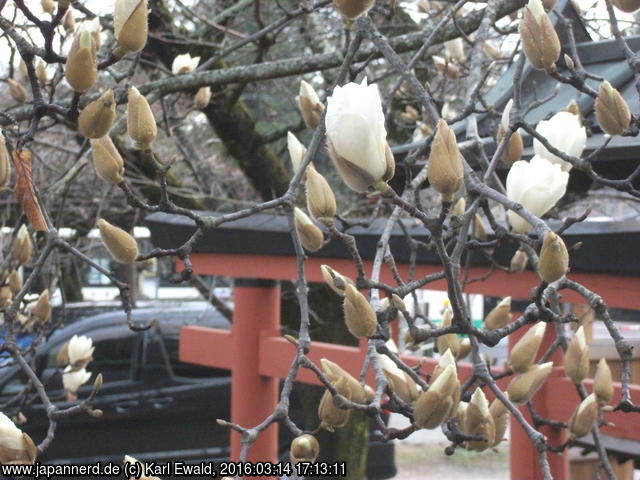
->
[162,335,228,379]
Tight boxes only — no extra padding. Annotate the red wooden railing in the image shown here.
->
[179,252,640,480]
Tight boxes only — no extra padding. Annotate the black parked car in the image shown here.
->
[0,303,395,479]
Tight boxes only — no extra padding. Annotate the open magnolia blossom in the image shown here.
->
[62,366,91,394]
[325,78,390,192]
[533,111,586,171]
[172,53,200,74]
[506,156,569,233]
[68,335,95,367]
[0,412,35,464]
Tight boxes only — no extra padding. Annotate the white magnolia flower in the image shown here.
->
[444,38,464,61]
[171,53,200,74]
[533,111,586,171]
[63,367,91,393]
[325,78,388,192]
[68,335,94,366]
[0,412,24,451]
[506,156,569,233]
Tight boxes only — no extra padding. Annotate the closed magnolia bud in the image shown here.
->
[474,214,487,241]
[78,90,116,139]
[91,136,125,184]
[13,225,32,265]
[452,197,466,216]
[320,264,353,296]
[7,79,27,104]
[432,348,456,382]
[497,127,523,164]
[483,42,501,60]
[464,389,495,452]
[8,270,21,295]
[293,208,324,252]
[568,393,598,438]
[484,297,511,331]
[0,286,12,308]
[57,343,69,366]
[520,0,561,71]
[299,80,324,130]
[98,219,139,263]
[507,361,553,404]
[383,368,420,404]
[432,56,460,79]
[538,231,569,283]
[458,338,471,359]
[333,0,374,19]
[391,294,406,312]
[489,393,509,447]
[318,376,352,432]
[594,358,614,405]
[401,105,419,124]
[0,133,11,188]
[290,434,319,464]
[127,87,157,148]
[287,131,307,176]
[36,61,49,86]
[321,358,368,404]
[63,9,75,34]
[595,80,630,136]
[413,364,459,429]
[343,284,377,338]
[32,289,52,323]
[428,119,463,202]
[306,164,336,221]
[65,23,97,93]
[114,0,148,53]
[41,0,56,14]
[437,307,461,359]
[611,0,640,12]
[565,326,589,384]
[18,60,28,81]
[193,87,211,109]
[0,412,37,464]
[510,250,529,273]
[565,99,581,118]
[509,322,546,373]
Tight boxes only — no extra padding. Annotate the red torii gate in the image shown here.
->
[145,212,640,480]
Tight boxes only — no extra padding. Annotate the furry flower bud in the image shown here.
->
[90,136,125,184]
[306,164,336,221]
[31,289,52,323]
[78,90,116,139]
[333,0,374,19]
[509,322,546,373]
[568,393,598,438]
[321,358,368,404]
[594,358,614,405]
[489,394,509,447]
[287,131,307,176]
[8,79,27,104]
[320,265,353,296]
[464,389,496,452]
[432,348,456,382]
[595,80,631,136]
[343,284,377,338]
[293,208,324,252]
[65,23,97,93]
[98,219,139,263]
[428,119,463,202]
[193,87,211,109]
[507,361,553,404]
[114,0,148,53]
[519,0,561,71]
[318,376,352,432]
[510,250,529,273]
[383,368,421,404]
[42,0,56,15]
[0,133,11,189]
[290,434,319,464]
[36,61,49,86]
[484,297,511,331]
[413,364,460,429]
[611,0,640,12]
[299,80,324,129]
[538,231,569,283]
[437,306,461,359]
[8,270,21,295]
[13,225,32,265]
[564,326,589,384]
[127,87,157,148]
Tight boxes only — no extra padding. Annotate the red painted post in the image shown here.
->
[508,314,570,480]
[231,279,280,477]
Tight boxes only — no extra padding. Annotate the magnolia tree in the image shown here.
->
[0,0,639,478]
